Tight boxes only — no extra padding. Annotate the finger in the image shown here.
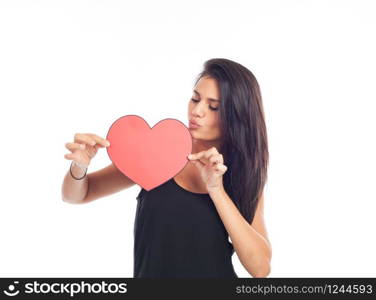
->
[188,147,220,163]
[209,146,219,154]
[191,160,204,171]
[74,133,97,146]
[64,154,89,168]
[88,134,111,147]
[64,153,75,160]
[65,142,86,151]
[201,147,220,162]
[193,158,205,167]
[86,144,101,156]
[209,154,223,166]
[188,150,212,163]
[188,150,206,160]
[215,164,228,172]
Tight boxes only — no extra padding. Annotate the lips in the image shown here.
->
[189,119,201,127]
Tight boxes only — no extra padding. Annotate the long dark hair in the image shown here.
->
[194,58,269,225]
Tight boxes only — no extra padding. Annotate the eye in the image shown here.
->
[190,98,219,111]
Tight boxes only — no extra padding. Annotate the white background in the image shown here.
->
[1,0,375,277]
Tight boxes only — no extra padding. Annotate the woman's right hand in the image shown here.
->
[64,133,110,167]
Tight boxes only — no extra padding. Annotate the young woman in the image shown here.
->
[62,58,272,278]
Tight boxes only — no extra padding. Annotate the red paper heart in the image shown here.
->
[106,115,192,191]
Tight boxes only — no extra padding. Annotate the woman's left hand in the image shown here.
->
[188,147,228,193]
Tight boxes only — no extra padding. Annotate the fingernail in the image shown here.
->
[188,154,192,159]
[80,144,85,149]
[106,141,110,146]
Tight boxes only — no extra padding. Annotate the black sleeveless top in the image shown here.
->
[133,177,238,278]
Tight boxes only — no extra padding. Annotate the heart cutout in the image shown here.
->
[106,115,192,191]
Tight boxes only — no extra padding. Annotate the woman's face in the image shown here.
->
[188,76,222,143]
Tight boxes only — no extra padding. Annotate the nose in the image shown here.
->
[191,100,205,117]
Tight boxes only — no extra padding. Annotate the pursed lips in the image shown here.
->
[189,119,202,127]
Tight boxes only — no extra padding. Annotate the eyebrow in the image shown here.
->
[193,90,220,102]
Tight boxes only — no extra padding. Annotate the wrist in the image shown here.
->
[70,161,88,180]
[207,184,225,196]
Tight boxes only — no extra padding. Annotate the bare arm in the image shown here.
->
[61,162,89,203]
[62,163,136,204]
[62,132,136,204]
[209,188,272,277]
